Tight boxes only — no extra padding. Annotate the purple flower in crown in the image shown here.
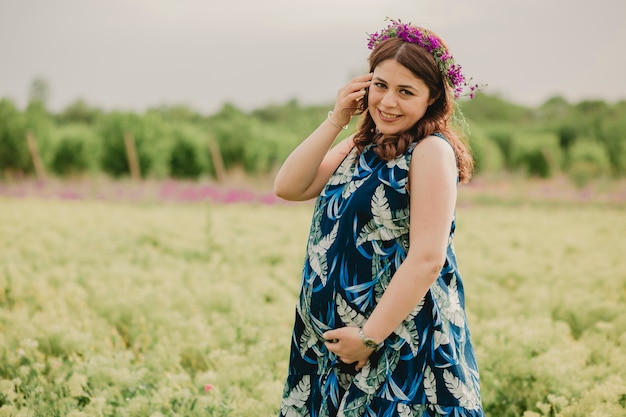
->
[367,18,481,99]
[427,35,441,50]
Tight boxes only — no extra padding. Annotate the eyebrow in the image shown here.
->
[373,76,418,91]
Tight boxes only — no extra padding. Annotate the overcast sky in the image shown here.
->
[1,0,625,114]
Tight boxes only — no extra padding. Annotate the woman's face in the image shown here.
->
[368,59,434,136]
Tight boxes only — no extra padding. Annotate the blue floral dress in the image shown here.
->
[279,134,484,417]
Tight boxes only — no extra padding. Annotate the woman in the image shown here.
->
[274,19,484,417]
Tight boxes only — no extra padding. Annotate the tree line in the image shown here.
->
[1,79,625,187]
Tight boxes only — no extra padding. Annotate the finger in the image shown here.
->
[350,73,373,83]
[345,81,371,96]
[324,342,337,355]
[339,77,370,96]
[347,89,367,102]
[323,332,339,344]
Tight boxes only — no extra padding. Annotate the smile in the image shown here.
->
[378,110,402,120]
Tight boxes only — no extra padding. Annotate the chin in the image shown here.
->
[375,126,403,137]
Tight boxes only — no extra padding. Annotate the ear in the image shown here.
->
[428,93,440,106]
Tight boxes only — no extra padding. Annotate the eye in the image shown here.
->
[400,89,414,96]
[373,82,387,89]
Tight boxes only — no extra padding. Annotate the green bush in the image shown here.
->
[24,101,54,171]
[167,123,213,179]
[242,122,299,174]
[50,137,88,176]
[484,125,515,169]
[567,139,611,187]
[467,124,504,174]
[2,93,625,181]
[0,98,29,176]
[55,98,102,125]
[556,124,578,152]
[50,124,101,177]
[599,116,626,175]
[97,112,167,178]
[510,132,562,178]
[206,103,252,171]
[169,139,202,180]
[458,93,530,124]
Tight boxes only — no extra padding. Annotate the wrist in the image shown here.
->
[358,327,380,349]
[327,111,349,130]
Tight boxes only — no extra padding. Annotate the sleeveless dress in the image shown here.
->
[279,134,484,417]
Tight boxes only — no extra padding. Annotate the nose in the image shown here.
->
[380,90,397,107]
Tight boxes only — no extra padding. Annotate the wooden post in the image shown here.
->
[26,130,47,181]
[207,135,226,183]
[124,132,141,180]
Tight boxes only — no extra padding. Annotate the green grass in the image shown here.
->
[0,197,625,416]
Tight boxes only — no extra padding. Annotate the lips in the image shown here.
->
[378,109,401,121]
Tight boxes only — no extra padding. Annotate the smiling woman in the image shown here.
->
[367,59,434,137]
[274,18,483,417]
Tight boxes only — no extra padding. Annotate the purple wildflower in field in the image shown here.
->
[59,190,81,200]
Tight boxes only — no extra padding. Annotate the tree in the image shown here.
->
[56,98,102,125]
[29,77,50,108]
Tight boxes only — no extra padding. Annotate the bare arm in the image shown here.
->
[324,135,458,368]
[362,136,458,341]
[273,127,355,201]
[273,73,372,201]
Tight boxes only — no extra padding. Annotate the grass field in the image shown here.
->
[1,188,626,416]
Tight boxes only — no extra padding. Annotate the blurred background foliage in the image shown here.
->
[1,78,625,187]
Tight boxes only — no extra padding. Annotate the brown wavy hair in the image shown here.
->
[353,35,473,183]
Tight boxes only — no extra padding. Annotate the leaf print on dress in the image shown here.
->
[324,149,376,220]
[371,251,392,289]
[431,275,465,328]
[397,403,413,417]
[343,278,378,312]
[443,369,480,410]
[327,150,358,186]
[386,155,409,171]
[353,348,400,402]
[433,329,451,350]
[391,299,424,355]
[340,152,373,200]
[297,311,318,355]
[298,311,329,356]
[356,185,410,246]
[281,375,312,417]
[341,176,369,200]
[337,393,368,417]
[379,156,410,194]
[424,365,438,404]
[380,374,411,402]
[336,293,366,327]
[353,359,384,396]
[307,222,339,285]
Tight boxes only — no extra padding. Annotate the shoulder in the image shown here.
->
[408,135,458,183]
[412,135,455,163]
[335,134,357,155]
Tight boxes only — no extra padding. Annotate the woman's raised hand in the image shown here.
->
[331,73,373,127]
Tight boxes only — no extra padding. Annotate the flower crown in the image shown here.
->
[367,19,480,99]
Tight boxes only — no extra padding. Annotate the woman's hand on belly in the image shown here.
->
[323,326,375,371]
